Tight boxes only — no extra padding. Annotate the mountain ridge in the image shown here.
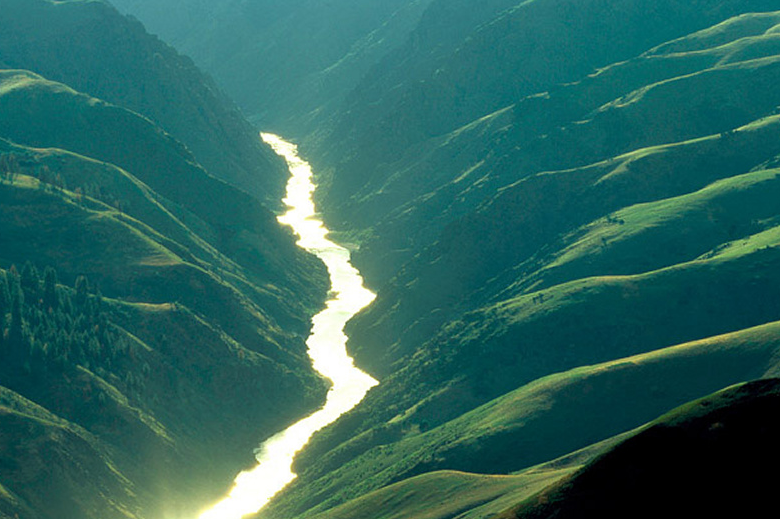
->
[0,0,287,205]
[0,4,331,516]
[5,2,780,519]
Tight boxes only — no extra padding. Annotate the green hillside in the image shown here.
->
[0,0,287,204]
[304,435,630,519]
[0,62,328,519]
[313,0,780,221]
[109,0,437,133]
[336,18,780,287]
[303,380,780,519]
[0,145,328,517]
[347,122,780,378]
[0,70,325,315]
[5,1,780,519]
[0,388,140,519]
[307,468,579,519]
[243,10,780,519]
[337,11,780,383]
[0,257,327,519]
[501,379,780,519]
[260,320,780,518]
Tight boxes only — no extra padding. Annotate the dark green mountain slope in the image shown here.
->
[300,379,780,519]
[0,387,140,519]
[0,66,328,518]
[251,10,780,519]
[334,11,780,284]
[338,11,780,383]
[282,144,780,516]
[305,464,590,519]
[0,0,286,204]
[109,0,436,133]
[0,260,322,519]
[260,321,780,518]
[0,147,302,366]
[350,117,780,377]
[314,0,780,221]
[501,379,780,519]
[0,69,323,318]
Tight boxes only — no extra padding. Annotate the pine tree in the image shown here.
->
[55,329,70,368]
[7,266,20,300]
[0,272,8,348]
[0,272,8,317]
[20,262,40,302]
[75,275,89,308]
[43,267,58,311]
[8,289,26,362]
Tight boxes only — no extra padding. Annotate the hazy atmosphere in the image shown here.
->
[1,1,780,518]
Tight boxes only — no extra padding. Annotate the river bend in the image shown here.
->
[199,134,378,519]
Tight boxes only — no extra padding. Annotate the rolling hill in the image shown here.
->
[109,0,437,133]
[0,0,287,205]
[0,5,331,516]
[230,7,780,519]
[299,379,780,519]
[502,378,780,519]
[260,320,780,518]
[0,78,329,516]
[5,1,780,519]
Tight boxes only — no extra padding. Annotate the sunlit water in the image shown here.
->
[198,134,378,519]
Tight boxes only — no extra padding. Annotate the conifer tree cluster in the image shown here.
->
[0,152,20,183]
[1,152,127,212]
[0,262,143,392]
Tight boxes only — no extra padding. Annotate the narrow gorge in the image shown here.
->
[199,134,378,519]
[3,2,780,519]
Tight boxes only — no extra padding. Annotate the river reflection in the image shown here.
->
[198,134,377,519]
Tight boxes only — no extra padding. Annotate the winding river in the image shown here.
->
[199,134,378,519]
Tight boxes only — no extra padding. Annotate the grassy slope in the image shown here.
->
[0,0,287,205]
[0,123,328,378]
[0,179,326,517]
[307,469,575,519]
[260,319,780,518]
[0,180,291,363]
[110,0,436,133]
[0,69,328,517]
[0,388,140,519]
[0,138,242,280]
[0,70,326,325]
[315,0,780,224]
[499,379,780,519]
[348,220,780,439]
[313,379,780,519]
[307,431,635,519]
[349,114,780,378]
[0,174,328,516]
[520,170,780,291]
[260,13,780,518]
[345,16,780,290]
[343,9,780,376]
